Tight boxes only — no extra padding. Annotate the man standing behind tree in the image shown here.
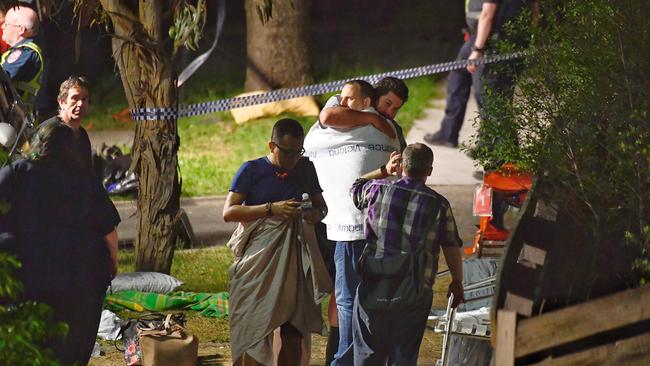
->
[350,143,464,365]
[0,5,43,112]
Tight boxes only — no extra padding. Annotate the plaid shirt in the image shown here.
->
[351,176,462,287]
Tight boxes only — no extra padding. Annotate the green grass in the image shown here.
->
[118,246,233,293]
[114,246,234,344]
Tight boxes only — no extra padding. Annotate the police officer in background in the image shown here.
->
[0,5,43,113]
[424,0,489,148]
[466,0,539,87]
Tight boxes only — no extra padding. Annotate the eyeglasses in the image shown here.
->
[272,142,305,156]
[2,23,22,28]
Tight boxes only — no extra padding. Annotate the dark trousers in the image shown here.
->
[31,284,106,366]
[438,36,483,145]
[352,288,434,366]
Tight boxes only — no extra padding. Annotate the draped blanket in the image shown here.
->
[228,217,332,365]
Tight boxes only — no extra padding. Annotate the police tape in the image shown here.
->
[131,51,525,121]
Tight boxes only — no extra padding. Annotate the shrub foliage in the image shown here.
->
[0,253,64,365]
[471,0,650,285]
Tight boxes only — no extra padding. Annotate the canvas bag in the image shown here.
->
[117,312,198,366]
[138,313,198,366]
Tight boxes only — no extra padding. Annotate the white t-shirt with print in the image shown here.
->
[304,98,399,241]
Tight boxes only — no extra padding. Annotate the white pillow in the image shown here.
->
[109,272,183,294]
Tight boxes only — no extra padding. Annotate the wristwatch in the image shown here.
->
[380,164,389,177]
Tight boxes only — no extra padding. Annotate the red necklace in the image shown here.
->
[267,156,290,180]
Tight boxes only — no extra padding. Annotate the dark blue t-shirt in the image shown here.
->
[230,156,322,206]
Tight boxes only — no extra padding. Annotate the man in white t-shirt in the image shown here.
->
[304,79,403,365]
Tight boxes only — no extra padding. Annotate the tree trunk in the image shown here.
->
[244,0,313,90]
[99,0,180,273]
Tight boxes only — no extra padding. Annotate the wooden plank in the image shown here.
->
[505,291,534,317]
[516,285,650,358]
[496,310,517,366]
[528,331,650,366]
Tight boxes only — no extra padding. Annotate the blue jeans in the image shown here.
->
[331,240,366,366]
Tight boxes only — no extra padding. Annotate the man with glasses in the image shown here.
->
[224,118,330,365]
[0,5,43,112]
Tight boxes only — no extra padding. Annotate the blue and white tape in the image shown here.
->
[131,51,525,121]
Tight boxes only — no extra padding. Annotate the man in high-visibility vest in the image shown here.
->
[0,5,43,112]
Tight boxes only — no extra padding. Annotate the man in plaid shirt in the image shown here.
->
[350,143,464,365]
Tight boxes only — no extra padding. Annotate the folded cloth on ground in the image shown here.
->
[109,272,183,294]
[104,291,229,319]
[230,91,320,123]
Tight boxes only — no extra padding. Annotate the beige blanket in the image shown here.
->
[228,217,333,365]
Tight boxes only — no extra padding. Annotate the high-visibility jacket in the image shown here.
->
[1,40,44,108]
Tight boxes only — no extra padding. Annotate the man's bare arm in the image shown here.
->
[320,107,397,139]
[105,229,119,279]
[467,2,497,73]
[223,191,301,222]
[359,151,401,180]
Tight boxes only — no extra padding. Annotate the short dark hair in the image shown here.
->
[374,77,409,103]
[58,76,90,102]
[31,122,81,170]
[271,118,304,142]
[346,79,376,105]
[402,143,433,177]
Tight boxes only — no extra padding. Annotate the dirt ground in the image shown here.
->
[90,332,444,365]
[90,332,443,366]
